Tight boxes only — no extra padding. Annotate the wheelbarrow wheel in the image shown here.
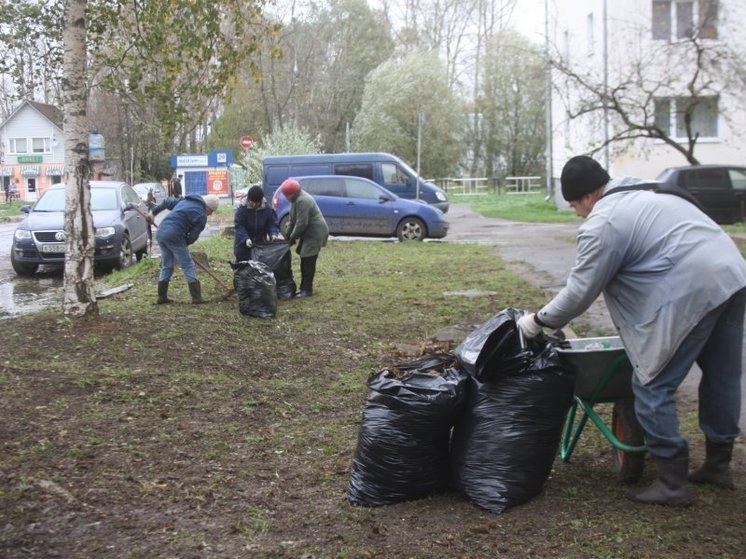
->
[611,397,645,483]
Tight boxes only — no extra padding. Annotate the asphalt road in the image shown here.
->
[446,202,745,433]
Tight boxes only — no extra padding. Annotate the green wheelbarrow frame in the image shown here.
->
[557,337,647,482]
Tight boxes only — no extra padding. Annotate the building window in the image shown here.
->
[699,0,718,39]
[652,1,718,41]
[654,96,718,139]
[9,138,28,154]
[32,137,51,153]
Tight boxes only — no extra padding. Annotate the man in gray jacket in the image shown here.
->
[518,155,746,506]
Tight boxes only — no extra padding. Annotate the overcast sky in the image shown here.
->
[511,0,546,42]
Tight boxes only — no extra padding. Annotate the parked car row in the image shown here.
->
[9,162,742,278]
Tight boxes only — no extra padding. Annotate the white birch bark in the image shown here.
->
[62,0,97,317]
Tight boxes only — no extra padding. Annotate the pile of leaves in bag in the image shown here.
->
[347,308,576,514]
[230,241,297,318]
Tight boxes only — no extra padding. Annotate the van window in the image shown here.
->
[381,163,409,185]
[266,166,289,187]
[334,163,374,180]
[345,178,383,200]
[301,177,345,197]
[728,169,746,191]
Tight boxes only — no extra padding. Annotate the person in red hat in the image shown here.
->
[279,179,329,298]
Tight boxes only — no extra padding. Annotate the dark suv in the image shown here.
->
[656,165,746,224]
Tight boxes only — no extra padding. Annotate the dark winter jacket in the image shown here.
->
[154,195,208,246]
[233,199,280,260]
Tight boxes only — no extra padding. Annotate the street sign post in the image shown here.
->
[240,136,253,150]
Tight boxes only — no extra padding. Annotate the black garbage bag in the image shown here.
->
[250,242,296,300]
[347,353,469,507]
[231,260,277,318]
[450,340,575,514]
[455,307,534,382]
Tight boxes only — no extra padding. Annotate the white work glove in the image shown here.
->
[517,313,544,339]
[270,234,281,241]
[245,239,253,248]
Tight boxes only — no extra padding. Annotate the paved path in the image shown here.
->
[445,203,744,433]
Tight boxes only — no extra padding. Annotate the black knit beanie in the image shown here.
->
[247,185,265,203]
[560,155,610,201]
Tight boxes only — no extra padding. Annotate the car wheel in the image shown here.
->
[279,215,291,238]
[396,217,426,242]
[11,252,39,276]
[115,233,133,270]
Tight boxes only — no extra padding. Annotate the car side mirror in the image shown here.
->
[379,194,392,202]
[21,205,31,213]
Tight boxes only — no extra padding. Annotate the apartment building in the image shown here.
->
[549,0,746,182]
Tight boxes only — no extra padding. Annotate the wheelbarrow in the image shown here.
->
[555,336,647,483]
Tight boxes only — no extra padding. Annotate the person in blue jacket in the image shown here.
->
[233,185,280,261]
[150,194,220,304]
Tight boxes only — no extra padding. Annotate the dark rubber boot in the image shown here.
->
[294,289,313,299]
[188,281,205,304]
[156,281,171,305]
[690,439,734,489]
[627,450,692,507]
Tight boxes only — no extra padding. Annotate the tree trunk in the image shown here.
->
[62,0,98,318]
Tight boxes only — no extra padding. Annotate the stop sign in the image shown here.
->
[240,136,253,149]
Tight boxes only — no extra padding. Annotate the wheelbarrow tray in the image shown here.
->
[556,336,633,401]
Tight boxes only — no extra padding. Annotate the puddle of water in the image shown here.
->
[0,274,64,319]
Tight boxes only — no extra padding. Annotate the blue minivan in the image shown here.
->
[263,152,449,213]
[272,175,449,242]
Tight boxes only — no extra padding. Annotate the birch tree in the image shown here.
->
[2,0,276,318]
[61,0,97,317]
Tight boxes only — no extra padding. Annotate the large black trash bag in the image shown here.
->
[231,260,277,318]
[455,308,534,381]
[250,242,296,300]
[450,342,575,514]
[347,353,469,507]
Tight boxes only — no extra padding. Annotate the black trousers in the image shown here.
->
[300,255,318,293]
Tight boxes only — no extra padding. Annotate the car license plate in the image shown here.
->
[41,243,65,254]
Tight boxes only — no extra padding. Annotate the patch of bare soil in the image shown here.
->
[1,310,745,559]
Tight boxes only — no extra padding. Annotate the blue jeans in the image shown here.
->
[158,236,197,284]
[632,288,746,459]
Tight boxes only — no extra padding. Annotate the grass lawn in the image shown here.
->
[1,236,743,558]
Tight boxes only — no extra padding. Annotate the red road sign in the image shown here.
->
[240,136,253,149]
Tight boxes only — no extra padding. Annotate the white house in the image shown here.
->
[548,0,746,187]
[0,100,66,202]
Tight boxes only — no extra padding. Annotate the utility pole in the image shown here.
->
[544,0,554,201]
[416,111,424,200]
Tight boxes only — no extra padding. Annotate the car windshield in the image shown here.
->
[34,188,119,212]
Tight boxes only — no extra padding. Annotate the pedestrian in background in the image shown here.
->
[171,174,183,198]
[279,179,328,298]
[233,185,281,261]
[150,194,220,304]
[517,155,746,507]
